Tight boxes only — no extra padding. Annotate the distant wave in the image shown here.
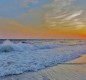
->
[0,40,86,77]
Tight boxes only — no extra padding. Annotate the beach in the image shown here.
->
[0,54,86,80]
[0,0,86,79]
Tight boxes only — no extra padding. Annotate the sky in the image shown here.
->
[0,0,86,39]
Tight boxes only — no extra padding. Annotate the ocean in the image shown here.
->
[0,39,86,77]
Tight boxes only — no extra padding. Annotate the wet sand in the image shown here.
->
[68,54,86,63]
[0,54,86,80]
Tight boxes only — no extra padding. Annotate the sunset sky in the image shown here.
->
[0,0,86,39]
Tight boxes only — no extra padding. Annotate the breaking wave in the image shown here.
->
[0,40,86,77]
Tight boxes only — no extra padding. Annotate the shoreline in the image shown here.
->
[67,54,86,63]
[0,54,86,80]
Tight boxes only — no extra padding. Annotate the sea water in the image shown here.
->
[0,39,86,76]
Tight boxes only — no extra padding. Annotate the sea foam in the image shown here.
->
[0,40,86,77]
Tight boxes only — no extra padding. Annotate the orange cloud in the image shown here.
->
[0,18,86,39]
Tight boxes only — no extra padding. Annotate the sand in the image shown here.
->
[68,54,86,63]
[0,54,86,80]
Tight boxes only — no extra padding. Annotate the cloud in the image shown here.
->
[64,10,83,20]
[21,0,38,7]
[0,0,86,38]
[43,0,75,26]
[0,0,84,30]
[16,9,44,26]
[0,18,41,38]
[0,0,38,17]
[43,0,86,30]
[73,19,85,30]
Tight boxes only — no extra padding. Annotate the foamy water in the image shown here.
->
[0,40,86,77]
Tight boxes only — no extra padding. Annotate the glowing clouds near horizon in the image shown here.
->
[0,0,86,39]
